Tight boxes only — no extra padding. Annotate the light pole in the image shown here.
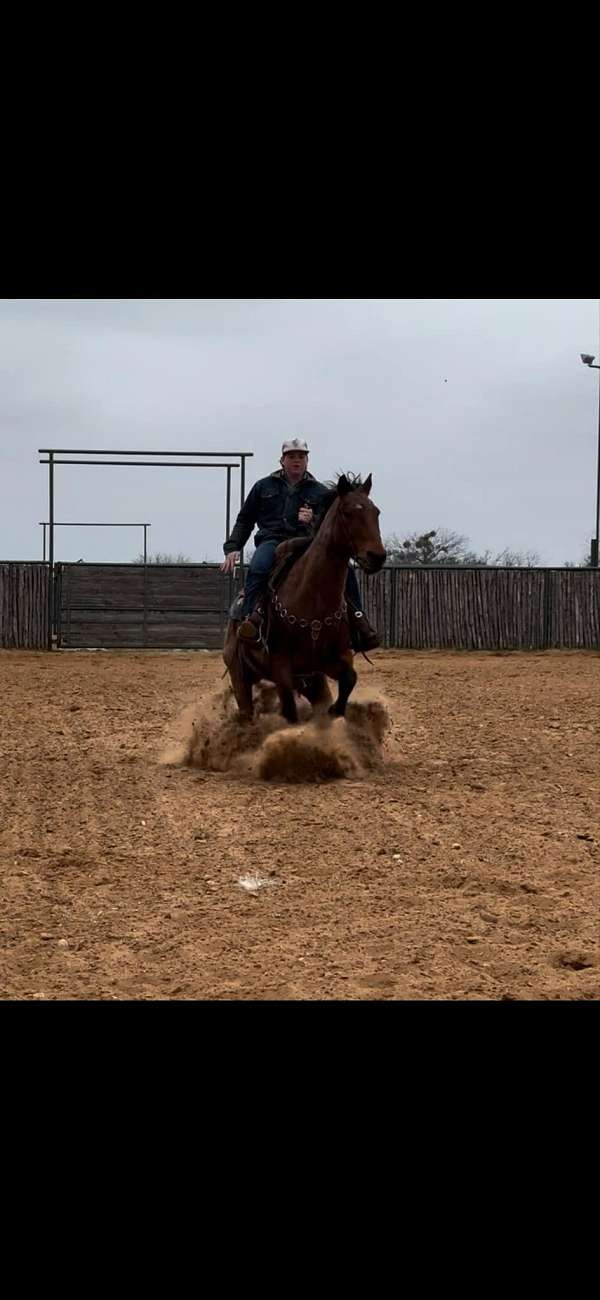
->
[580,353,600,567]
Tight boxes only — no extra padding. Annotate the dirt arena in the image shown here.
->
[1,648,598,1000]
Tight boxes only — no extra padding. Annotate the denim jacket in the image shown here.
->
[223,470,330,554]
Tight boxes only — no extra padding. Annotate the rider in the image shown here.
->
[221,439,380,651]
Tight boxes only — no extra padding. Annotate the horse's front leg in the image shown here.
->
[328,653,358,718]
[301,673,333,715]
[270,656,299,725]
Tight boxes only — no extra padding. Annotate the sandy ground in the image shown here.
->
[1,648,598,1001]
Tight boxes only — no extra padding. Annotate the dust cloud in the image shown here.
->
[161,683,390,782]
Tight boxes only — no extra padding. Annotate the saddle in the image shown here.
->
[268,536,313,592]
[228,536,312,621]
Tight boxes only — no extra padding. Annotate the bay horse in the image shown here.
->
[223,473,386,724]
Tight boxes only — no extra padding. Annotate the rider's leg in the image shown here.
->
[241,542,279,616]
[344,564,381,652]
[238,541,278,640]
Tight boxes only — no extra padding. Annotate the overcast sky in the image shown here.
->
[1,298,598,566]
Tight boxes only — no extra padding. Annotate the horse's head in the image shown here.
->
[335,473,387,574]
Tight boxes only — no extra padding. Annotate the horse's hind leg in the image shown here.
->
[223,626,254,720]
[234,669,254,720]
[227,663,254,720]
[328,655,358,718]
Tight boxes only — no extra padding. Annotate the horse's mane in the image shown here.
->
[313,473,365,535]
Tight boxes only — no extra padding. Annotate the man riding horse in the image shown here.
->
[220,439,380,653]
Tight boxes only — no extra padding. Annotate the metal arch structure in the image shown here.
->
[38,447,254,649]
[40,521,152,565]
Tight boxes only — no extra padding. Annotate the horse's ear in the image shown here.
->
[338,474,351,497]
[363,474,373,496]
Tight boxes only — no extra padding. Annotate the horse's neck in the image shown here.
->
[283,506,350,605]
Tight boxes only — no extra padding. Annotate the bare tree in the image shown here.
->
[564,544,594,568]
[491,547,542,567]
[133,551,192,564]
[385,528,541,567]
[385,529,473,566]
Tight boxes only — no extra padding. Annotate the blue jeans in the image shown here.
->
[242,541,363,616]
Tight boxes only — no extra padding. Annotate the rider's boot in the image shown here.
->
[347,604,380,652]
[237,607,263,642]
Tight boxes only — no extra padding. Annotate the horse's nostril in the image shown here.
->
[367,551,385,570]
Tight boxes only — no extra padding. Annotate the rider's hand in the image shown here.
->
[221,552,240,574]
[298,505,313,526]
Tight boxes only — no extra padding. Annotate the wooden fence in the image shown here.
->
[0,563,49,649]
[357,566,600,650]
[1,563,599,651]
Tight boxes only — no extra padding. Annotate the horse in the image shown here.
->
[223,473,386,724]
